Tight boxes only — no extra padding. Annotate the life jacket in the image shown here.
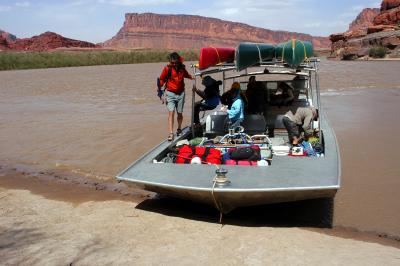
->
[224,160,258,166]
[175,145,221,165]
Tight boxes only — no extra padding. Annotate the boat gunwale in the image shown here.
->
[116,175,340,193]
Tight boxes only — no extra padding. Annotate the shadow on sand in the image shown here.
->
[136,196,334,228]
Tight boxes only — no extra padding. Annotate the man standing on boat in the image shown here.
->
[282,106,318,145]
[159,52,193,141]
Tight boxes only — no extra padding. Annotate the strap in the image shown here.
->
[167,65,172,79]
[299,40,310,62]
[210,46,221,64]
[256,44,262,64]
[186,146,196,164]
[201,147,211,162]
[163,65,172,89]
[282,41,289,62]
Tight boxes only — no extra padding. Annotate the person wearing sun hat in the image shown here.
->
[192,75,222,125]
[221,82,244,128]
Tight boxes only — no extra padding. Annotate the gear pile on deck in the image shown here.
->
[157,128,324,167]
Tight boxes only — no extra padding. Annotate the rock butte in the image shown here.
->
[103,13,330,49]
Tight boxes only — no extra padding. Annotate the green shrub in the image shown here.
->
[369,46,387,58]
[0,49,200,71]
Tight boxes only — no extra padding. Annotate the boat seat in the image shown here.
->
[274,114,286,129]
[204,111,228,137]
[242,114,267,135]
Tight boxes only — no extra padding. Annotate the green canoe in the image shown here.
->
[236,42,275,71]
[275,39,313,67]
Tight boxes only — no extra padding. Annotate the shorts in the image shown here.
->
[165,90,185,113]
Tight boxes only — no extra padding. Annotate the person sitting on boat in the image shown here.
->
[246,76,266,114]
[221,82,244,128]
[282,106,318,145]
[159,52,193,141]
[192,76,222,126]
[270,81,294,107]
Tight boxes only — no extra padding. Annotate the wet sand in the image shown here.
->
[1,172,399,265]
[0,164,151,204]
[1,60,400,263]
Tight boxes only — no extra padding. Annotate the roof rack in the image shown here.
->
[191,58,320,76]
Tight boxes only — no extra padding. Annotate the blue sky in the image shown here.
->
[0,0,381,43]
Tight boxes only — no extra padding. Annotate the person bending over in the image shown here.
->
[282,106,318,145]
[192,76,222,126]
[159,52,193,141]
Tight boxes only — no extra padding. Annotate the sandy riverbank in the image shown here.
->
[1,167,400,265]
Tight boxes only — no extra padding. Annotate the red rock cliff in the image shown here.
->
[349,8,380,31]
[1,31,98,51]
[103,13,330,49]
[9,32,98,51]
[373,0,400,26]
[330,0,400,59]
[0,30,17,50]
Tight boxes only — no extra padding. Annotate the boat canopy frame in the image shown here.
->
[190,58,322,139]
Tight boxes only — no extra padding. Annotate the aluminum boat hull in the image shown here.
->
[116,114,340,213]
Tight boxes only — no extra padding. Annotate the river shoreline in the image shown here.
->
[1,61,399,263]
[1,162,399,248]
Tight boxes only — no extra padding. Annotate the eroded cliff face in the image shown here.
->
[103,13,330,49]
[330,0,400,59]
[349,8,380,31]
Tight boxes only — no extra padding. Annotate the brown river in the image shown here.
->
[0,60,399,239]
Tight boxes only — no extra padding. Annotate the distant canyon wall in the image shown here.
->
[103,13,330,49]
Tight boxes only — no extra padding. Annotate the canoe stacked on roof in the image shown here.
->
[235,42,275,71]
[197,39,314,70]
[275,39,313,67]
[198,47,235,70]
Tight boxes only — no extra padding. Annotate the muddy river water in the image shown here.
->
[0,59,399,238]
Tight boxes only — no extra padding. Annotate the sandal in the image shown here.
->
[167,133,174,141]
[176,128,182,136]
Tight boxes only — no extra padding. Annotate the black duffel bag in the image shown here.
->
[228,145,261,161]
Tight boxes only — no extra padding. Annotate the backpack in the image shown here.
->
[175,145,221,165]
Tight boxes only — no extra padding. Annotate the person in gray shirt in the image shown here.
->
[282,106,318,144]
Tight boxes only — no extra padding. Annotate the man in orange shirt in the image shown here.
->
[159,52,193,141]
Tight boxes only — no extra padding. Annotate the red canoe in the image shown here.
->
[199,47,235,70]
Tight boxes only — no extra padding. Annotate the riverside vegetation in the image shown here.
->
[0,49,199,71]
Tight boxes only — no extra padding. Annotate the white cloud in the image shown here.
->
[221,8,239,15]
[0,5,12,12]
[97,0,183,6]
[304,21,347,29]
[15,1,30,7]
[193,0,318,34]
